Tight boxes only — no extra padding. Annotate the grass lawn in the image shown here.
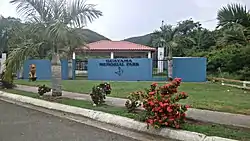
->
[15,79,250,115]
[2,89,250,140]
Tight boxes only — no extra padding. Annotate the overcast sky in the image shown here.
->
[0,0,250,40]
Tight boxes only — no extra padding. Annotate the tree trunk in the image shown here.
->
[51,53,62,96]
[68,59,73,79]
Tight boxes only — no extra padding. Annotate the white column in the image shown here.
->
[110,52,114,59]
[157,48,164,73]
[147,51,151,58]
[72,52,76,59]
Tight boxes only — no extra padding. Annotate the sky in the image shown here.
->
[1,0,250,40]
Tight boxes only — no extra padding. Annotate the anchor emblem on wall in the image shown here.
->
[115,67,124,76]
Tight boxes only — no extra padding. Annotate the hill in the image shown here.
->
[81,29,110,43]
[123,33,153,46]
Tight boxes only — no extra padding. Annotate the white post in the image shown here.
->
[147,51,151,58]
[72,52,76,59]
[157,48,164,73]
[243,81,247,88]
[110,52,114,59]
[68,52,75,79]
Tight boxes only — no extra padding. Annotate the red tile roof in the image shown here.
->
[75,40,156,52]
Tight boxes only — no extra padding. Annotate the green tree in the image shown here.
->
[151,24,178,78]
[151,20,198,77]
[208,3,250,80]
[0,16,21,53]
[217,3,250,28]
[217,3,250,45]
[5,0,102,96]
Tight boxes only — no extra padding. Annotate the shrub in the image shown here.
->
[90,82,112,105]
[125,78,190,129]
[143,78,190,129]
[125,91,145,112]
[38,85,51,96]
[0,72,16,89]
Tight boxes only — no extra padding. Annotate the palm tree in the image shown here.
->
[217,3,250,28]
[152,23,196,79]
[217,3,250,45]
[152,24,178,78]
[5,0,102,96]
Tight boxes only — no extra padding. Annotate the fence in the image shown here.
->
[209,77,250,90]
[152,59,168,76]
[75,59,88,79]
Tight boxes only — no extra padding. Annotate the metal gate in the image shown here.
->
[152,59,168,81]
[75,59,88,79]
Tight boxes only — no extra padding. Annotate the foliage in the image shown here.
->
[125,91,145,112]
[37,85,51,96]
[143,78,188,128]
[0,16,22,53]
[0,72,16,89]
[121,3,250,80]
[124,78,190,129]
[143,78,189,129]
[217,3,250,28]
[90,82,112,105]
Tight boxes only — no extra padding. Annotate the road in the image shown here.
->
[0,100,138,141]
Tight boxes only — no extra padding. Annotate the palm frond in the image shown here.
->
[3,40,44,81]
[63,0,103,27]
[3,23,46,81]
[10,0,51,22]
[222,23,248,45]
[217,3,250,28]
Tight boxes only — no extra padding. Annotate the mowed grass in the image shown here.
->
[14,79,250,115]
[2,89,250,140]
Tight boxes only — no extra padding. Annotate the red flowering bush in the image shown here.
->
[142,78,190,129]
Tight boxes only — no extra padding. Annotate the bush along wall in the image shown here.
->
[125,78,190,129]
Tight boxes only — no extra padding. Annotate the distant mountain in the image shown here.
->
[81,29,110,43]
[123,33,153,46]
[80,28,153,46]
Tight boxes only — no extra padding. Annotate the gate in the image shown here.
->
[152,59,168,81]
[75,59,88,79]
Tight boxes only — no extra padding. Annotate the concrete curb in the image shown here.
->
[0,91,237,141]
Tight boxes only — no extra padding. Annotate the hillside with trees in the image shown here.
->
[123,33,153,46]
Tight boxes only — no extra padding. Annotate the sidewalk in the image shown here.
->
[15,85,250,129]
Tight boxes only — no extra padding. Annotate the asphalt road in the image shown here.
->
[0,100,138,141]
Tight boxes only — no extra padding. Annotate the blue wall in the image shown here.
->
[22,59,70,80]
[23,60,51,80]
[172,57,207,82]
[88,58,153,81]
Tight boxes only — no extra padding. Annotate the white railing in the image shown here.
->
[210,77,250,90]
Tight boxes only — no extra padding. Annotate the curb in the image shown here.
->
[0,91,237,141]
